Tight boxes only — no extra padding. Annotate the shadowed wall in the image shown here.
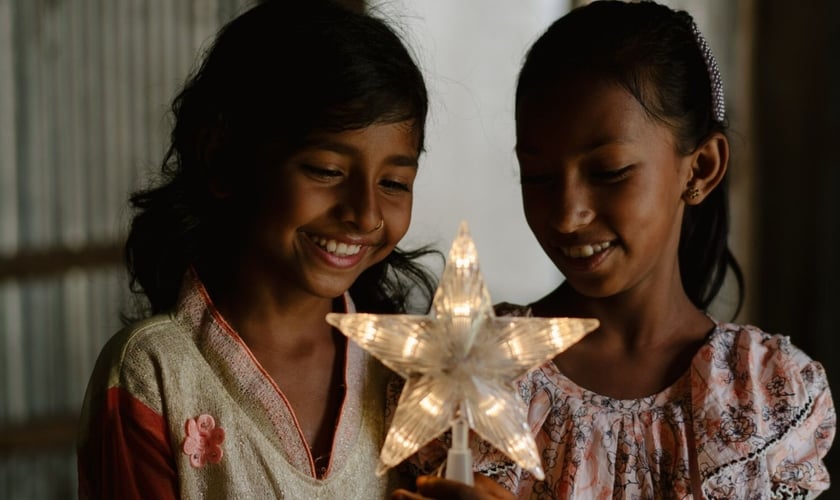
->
[754,0,840,483]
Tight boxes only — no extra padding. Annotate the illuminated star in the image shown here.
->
[326,222,598,479]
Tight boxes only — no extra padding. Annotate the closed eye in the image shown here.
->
[591,165,632,183]
[302,164,343,180]
[380,178,411,193]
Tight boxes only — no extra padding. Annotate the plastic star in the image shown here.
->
[326,222,598,480]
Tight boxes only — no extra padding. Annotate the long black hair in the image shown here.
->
[126,0,438,317]
[515,0,744,316]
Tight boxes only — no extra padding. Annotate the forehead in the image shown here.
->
[516,79,671,156]
[303,120,420,156]
[259,120,421,160]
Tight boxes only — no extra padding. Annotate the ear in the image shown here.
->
[197,127,233,199]
[684,132,728,205]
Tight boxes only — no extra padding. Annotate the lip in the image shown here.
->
[302,232,376,269]
[551,241,615,273]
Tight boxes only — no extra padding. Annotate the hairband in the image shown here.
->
[690,21,725,123]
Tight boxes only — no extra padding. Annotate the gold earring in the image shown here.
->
[686,186,701,200]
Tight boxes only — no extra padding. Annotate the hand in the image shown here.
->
[391,474,515,500]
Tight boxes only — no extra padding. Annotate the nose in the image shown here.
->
[339,176,383,233]
[549,181,595,234]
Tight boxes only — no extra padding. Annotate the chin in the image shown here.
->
[562,277,621,301]
[312,283,354,301]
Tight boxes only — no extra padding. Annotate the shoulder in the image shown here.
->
[693,322,836,496]
[699,322,828,395]
[83,314,189,408]
[96,314,187,374]
[694,321,829,417]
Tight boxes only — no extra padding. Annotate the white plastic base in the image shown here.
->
[445,447,474,486]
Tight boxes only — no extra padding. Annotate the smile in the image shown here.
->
[561,241,612,258]
[307,234,363,257]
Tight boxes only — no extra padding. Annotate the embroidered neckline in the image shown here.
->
[172,268,365,479]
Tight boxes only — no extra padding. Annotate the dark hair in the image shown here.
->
[126,0,437,317]
[516,0,743,316]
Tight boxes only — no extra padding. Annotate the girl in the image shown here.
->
[77,1,437,498]
[397,1,835,498]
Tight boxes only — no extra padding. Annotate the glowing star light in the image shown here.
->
[326,222,598,482]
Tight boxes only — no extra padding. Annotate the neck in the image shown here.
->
[536,278,711,353]
[201,264,341,354]
[537,280,714,400]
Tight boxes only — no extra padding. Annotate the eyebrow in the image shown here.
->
[305,139,419,168]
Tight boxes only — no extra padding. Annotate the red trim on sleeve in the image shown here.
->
[78,387,178,500]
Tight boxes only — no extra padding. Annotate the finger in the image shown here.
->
[472,474,516,500]
[415,476,483,500]
[390,487,430,500]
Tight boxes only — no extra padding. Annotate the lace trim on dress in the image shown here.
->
[701,394,815,499]
[771,482,809,500]
[476,460,518,477]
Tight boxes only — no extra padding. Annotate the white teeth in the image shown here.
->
[310,235,362,256]
[562,241,612,258]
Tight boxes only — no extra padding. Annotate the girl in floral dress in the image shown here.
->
[395,1,835,499]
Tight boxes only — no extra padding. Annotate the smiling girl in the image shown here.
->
[395,2,835,499]
[486,2,836,498]
[77,1,437,498]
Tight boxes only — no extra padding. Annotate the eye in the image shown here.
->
[591,165,632,183]
[380,178,412,193]
[301,164,343,180]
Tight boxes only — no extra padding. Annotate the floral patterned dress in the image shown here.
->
[399,310,835,499]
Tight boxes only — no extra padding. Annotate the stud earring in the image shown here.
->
[686,186,701,200]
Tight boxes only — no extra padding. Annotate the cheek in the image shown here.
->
[382,199,413,245]
[261,191,311,230]
[253,175,306,220]
[633,179,681,223]
[615,183,682,250]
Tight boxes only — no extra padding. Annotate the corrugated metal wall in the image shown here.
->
[0,1,249,497]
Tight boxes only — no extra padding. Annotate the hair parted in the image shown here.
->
[126,0,437,317]
[516,0,743,316]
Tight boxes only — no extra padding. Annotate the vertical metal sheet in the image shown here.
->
[0,1,248,497]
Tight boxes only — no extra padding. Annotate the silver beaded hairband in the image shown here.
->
[690,21,725,123]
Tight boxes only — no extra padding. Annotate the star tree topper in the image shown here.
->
[326,222,598,480]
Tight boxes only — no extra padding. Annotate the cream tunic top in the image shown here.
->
[79,270,397,499]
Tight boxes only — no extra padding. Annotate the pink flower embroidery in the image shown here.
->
[182,414,225,468]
